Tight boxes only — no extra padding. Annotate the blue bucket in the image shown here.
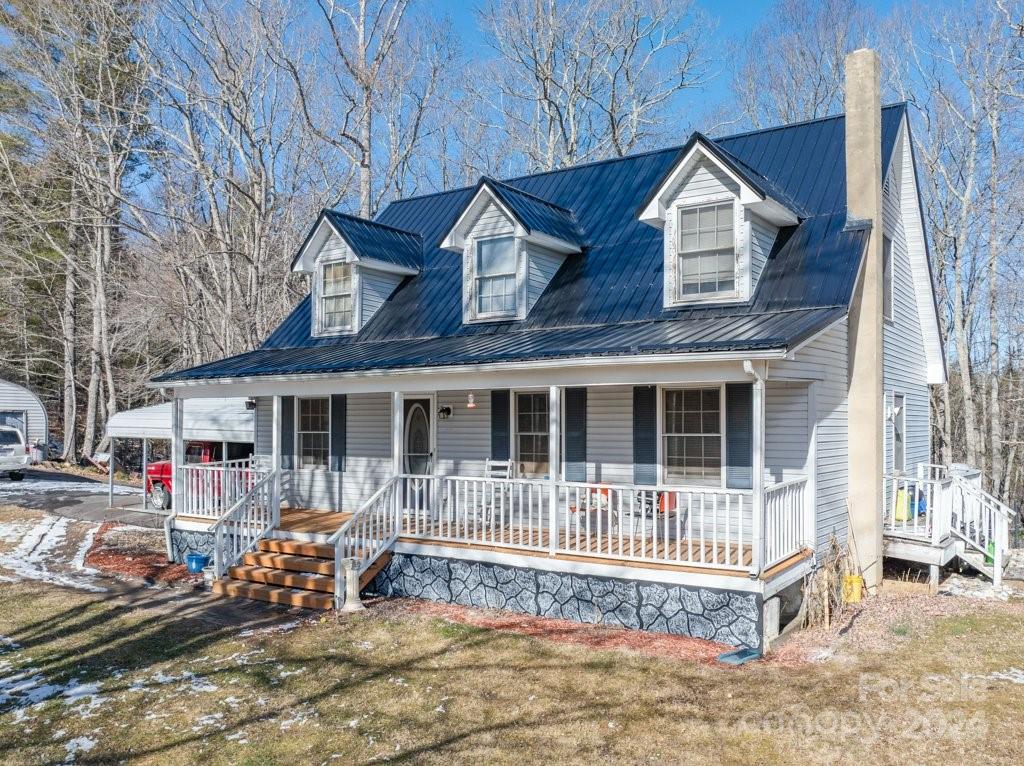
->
[186,553,210,574]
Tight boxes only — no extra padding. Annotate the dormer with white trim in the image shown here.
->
[292,210,421,337]
[638,134,799,308]
[440,177,583,324]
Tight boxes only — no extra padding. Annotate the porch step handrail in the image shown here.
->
[211,469,279,577]
[329,475,402,610]
[950,477,1013,587]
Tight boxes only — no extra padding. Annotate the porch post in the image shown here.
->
[548,385,561,553]
[271,396,282,526]
[141,438,148,511]
[107,437,115,508]
[805,382,818,549]
[391,391,403,477]
[746,363,766,575]
[170,396,185,514]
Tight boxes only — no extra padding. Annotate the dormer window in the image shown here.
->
[476,236,517,316]
[677,202,736,299]
[321,262,354,332]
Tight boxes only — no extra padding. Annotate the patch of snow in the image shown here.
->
[71,526,101,575]
[279,706,316,731]
[0,517,106,593]
[973,667,1024,685]
[0,521,34,543]
[0,480,135,497]
[63,736,96,762]
[238,620,301,638]
[225,730,249,744]
[61,680,107,718]
[278,667,306,678]
[192,712,225,731]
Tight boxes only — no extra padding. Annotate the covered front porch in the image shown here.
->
[168,353,825,587]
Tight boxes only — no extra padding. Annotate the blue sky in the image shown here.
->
[430,0,897,107]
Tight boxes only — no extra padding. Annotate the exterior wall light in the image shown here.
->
[438,405,453,420]
[466,392,476,409]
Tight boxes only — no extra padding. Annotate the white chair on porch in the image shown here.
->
[472,460,513,534]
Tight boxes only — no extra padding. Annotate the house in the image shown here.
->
[152,50,1011,652]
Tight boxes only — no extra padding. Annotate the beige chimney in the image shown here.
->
[844,48,885,592]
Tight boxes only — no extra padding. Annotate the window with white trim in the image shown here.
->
[515,392,549,477]
[663,388,722,485]
[321,262,353,332]
[476,236,517,316]
[676,202,735,298]
[297,397,329,469]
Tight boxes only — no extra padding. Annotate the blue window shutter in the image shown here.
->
[490,390,510,460]
[725,383,753,490]
[564,387,587,481]
[329,394,346,472]
[633,386,657,486]
[280,396,295,470]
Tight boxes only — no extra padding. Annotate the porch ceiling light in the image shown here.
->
[466,392,476,409]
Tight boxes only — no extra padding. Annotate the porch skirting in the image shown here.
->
[367,552,763,650]
[168,528,215,564]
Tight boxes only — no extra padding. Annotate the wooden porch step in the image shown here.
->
[243,551,334,576]
[211,579,333,610]
[258,538,335,559]
[228,565,335,593]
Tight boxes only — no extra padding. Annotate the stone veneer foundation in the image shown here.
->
[368,552,762,650]
[168,528,216,564]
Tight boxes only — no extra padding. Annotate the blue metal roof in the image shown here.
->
[477,177,585,247]
[321,210,422,271]
[155,104,906,383]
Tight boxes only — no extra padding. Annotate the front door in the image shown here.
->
[403,398,433,476]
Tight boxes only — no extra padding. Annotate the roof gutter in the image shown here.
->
[150,346,791,390]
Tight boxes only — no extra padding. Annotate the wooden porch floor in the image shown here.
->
[277,508,352,535]
[398,517,754,569]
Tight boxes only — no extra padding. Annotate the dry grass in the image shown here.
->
[0,574,1022,766]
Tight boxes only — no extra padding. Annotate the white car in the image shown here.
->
[0,426,29,480]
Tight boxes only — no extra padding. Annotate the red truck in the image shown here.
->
[146,441,252,509]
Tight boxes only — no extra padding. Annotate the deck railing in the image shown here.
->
[182,458,261,518]
[556,481,753,569]
[763,477,810,569]
[391,474,814,574]
[211,470,279,577]
[884,474,952,544]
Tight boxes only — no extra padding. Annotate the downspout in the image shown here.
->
[744,360,767,578]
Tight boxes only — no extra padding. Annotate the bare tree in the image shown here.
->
[264,0,455,216]
[476,0,712,171]
[730,0,875,128]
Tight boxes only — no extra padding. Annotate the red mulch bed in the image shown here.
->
[85,522,201,585]
[372,597,732,664]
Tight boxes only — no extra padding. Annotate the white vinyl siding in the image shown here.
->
[585,386,634,485]
[772,322,849,551]
[883,128,930,478]
[360,268,402,326]
[748,213,777,293]
[341,393,392,511]
[436,390,491,477]
[764,382,809,485]
[526,244,565,313]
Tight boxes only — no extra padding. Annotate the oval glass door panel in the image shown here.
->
[404,403,431,475]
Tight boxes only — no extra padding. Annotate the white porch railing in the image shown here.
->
[329,476,403,610]
[182,458,261,518]
[884,474,952,545]
[950,478,1013,586]
[763,477,810,569]
[391,474,809,574]
[212,470,279,577]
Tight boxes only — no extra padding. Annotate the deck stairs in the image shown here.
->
[210,476,402,610]
[883,465,1016,586]
[212,538,392,609]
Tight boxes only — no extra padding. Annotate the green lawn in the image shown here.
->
[0,574,1022,765]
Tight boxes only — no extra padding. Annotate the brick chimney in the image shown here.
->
[844,49,884,591]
